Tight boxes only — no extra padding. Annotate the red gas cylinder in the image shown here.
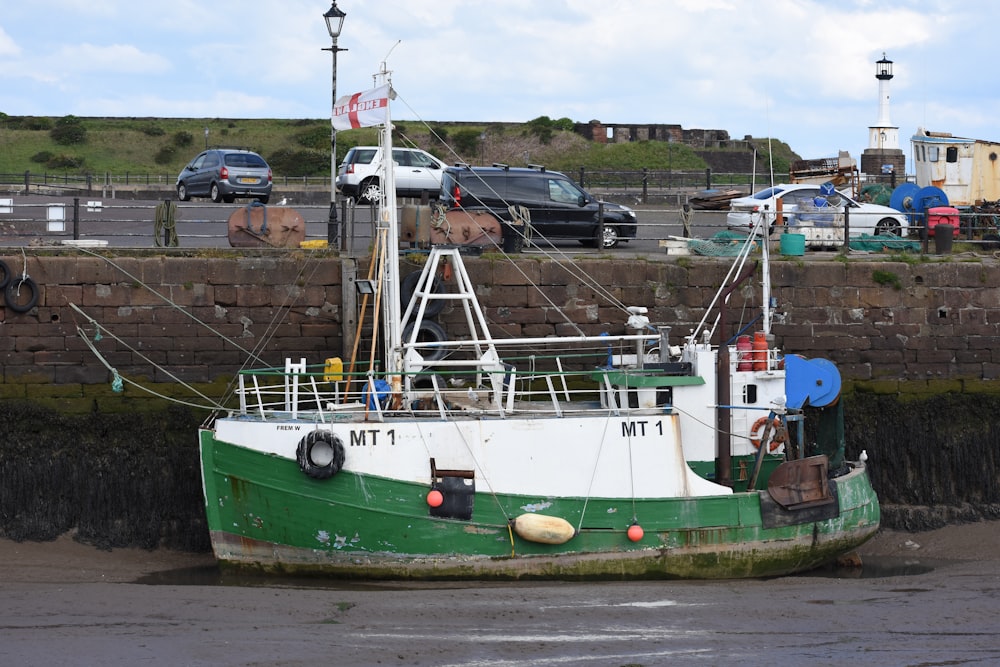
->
[736,335,752,371]
[752,331,768,371]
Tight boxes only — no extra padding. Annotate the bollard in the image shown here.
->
[934,224,954,254]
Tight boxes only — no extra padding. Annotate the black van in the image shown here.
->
[439,165,637,249]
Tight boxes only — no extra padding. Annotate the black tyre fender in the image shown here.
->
[5,276,39,313]
[296,430,346,480]
[0,259,10,290]
[400,271,445,317]
[402,320,448,361]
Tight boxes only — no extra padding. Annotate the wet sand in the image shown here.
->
[2,523,999,666]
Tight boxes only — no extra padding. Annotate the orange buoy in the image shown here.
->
[627,523,644,542]
[752,331,768,371]
[426,489,444,507]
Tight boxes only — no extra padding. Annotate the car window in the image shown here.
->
[546,177,583,204]
[785,190,818,207]
[392,149,411,166]
[410,152,440,169]
[225,153,267,168]
[190,154,206,169]
[461,173,505,202]
[202,153,220,168]
[349,149,377,165]
[753,187,783,200]
[506,175,545,202]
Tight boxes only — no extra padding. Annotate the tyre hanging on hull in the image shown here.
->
[296,430,346,479]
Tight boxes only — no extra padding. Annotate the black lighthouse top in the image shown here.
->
[876,53,893,80]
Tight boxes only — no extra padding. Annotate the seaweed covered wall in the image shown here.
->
[3,251,1000,549]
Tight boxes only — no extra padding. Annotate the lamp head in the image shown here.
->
[324,1,346,39]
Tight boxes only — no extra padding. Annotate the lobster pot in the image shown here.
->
[401,204,433,247]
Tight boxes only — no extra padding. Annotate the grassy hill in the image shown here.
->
[0,113,793,179]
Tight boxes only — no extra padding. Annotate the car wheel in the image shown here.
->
[256,195,269,205]
[601,225,620,249]
[359,178,381,204]
[875,218,902,236]
[177,183,190,201]
[210,183,223,203]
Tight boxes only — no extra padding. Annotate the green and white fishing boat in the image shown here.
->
[198,78,879,580]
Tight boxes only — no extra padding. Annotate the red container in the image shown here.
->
[927,206,960,238]
[752,331,768,371]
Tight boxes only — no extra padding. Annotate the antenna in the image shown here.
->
[374,40,402,85]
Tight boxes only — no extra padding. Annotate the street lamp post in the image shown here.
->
[324,1,347,247]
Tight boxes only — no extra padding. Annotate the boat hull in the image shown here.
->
[200,428,880,580]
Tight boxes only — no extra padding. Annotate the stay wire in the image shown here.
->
[393,92,635,318]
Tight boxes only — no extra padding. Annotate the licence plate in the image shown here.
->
[238,177,259,184]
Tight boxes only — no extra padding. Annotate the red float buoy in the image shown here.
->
[627,523,644,542]
[426,489,444,508]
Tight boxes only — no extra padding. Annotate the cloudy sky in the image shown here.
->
[1,1,996,172]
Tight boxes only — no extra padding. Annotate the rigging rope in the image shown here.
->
[154,200,179,247]
[394,93,639,324]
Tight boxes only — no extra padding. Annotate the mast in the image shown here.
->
[761,217,772,335]
[375,66,402,375]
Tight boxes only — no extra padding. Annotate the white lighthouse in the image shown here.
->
[861,53,905,180]
[868,53,899,150]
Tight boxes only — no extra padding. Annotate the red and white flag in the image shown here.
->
[332,84,391,131]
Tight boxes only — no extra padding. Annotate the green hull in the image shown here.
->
[200,429,880,580]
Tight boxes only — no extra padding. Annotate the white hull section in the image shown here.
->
[214,412,731,499]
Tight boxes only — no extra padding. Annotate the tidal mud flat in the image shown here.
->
[2,522,999,666]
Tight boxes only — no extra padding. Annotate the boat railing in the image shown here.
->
[728,344,782,373]
[232,351,682,422]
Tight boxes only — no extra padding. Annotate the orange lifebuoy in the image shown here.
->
[750,416,786,452]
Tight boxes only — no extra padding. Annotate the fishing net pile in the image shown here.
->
[688,231,759,256]
[848,234,921,253]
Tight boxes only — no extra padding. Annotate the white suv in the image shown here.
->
[336,146,446,203]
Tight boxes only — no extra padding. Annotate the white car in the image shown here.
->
[336,146,446,203]
[726,184,909,237]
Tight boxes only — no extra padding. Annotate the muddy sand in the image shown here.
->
[2,523,998,666]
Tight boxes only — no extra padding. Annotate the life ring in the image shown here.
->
[0,260,10,290]
[296,430,346,480]
[402,320,448,361]
[750,417,786,452]
[5,276,39,313]
[400,271,445,317]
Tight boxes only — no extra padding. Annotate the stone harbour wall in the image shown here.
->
[2,250,1000,549]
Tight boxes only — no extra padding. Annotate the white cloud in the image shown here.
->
[1,0,1000,170]
[0,26,20,57]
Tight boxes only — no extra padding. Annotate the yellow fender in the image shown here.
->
[513,513,576,545]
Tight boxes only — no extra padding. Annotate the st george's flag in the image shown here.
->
[332,84,390,130]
